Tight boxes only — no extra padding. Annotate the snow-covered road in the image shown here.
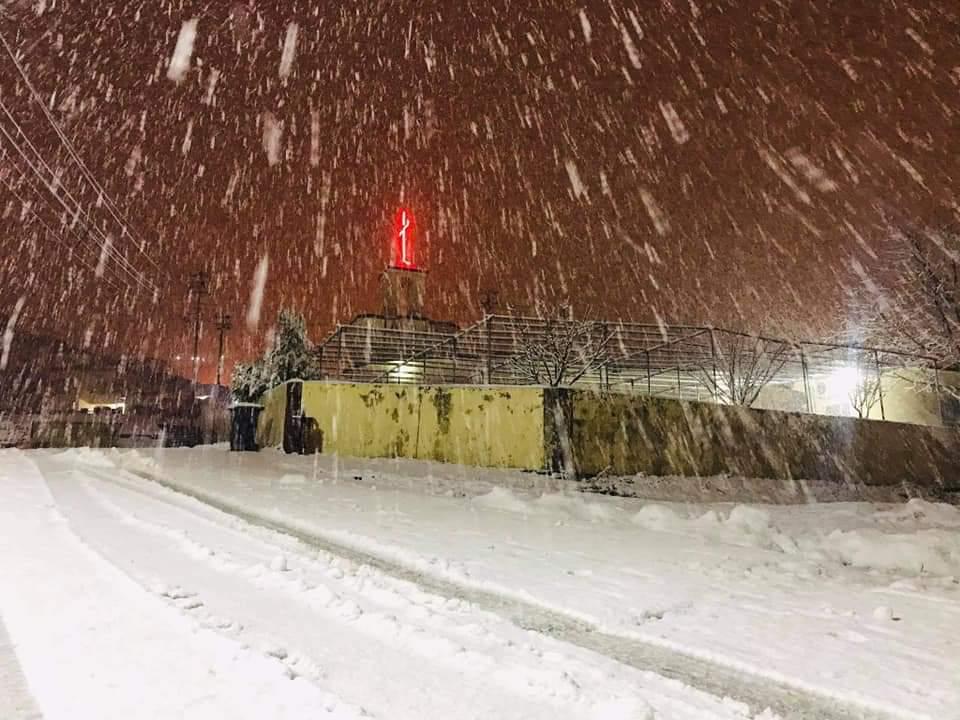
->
[1,447,958,720]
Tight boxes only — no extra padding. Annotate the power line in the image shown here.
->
[0,141,141,291]
[0,170,124,292]
[0,30,163,277]
[0,103,155,293]
[0,129,150,293]
[0,95,153,292]
[0,137,141,291]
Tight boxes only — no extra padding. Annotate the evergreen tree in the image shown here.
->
[263,310,322,386]
[230,359,269,403]
[230,309,321,402]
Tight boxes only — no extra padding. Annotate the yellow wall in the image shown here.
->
[417,386,545,469]
[294,382,546,470]
[255,384,287,448]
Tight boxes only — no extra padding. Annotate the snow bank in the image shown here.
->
[631,504,683,531]
[872,498,960,529]
[473,487,617,522]
[821,527,960,576]
[533,492,616,522]
[632,504,801,554]
[473,486,534,514]
[55,446,118,467]
[67,444,960,581]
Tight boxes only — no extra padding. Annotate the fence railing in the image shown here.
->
[314,315,953,425]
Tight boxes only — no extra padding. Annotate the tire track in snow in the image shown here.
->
[0,615,44,720]
[122,468,902,720]
[63,471,700,720]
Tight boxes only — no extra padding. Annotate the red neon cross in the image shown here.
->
[399,210,411,265]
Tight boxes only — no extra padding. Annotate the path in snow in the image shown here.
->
[119,463,902,720]
[22,451,772,720]
[124,447,956,720]
[0,450,367,720]
[10,447,955,720]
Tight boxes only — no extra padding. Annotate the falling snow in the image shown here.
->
[166,19,197,84]
[279,23,299,80]
[247,254,269,330]
[0,3,958,712]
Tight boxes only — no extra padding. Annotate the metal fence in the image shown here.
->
[315,315,951,424]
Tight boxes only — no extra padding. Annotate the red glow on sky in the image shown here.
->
[392,208,418,270]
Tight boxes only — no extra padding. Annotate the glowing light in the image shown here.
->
[392,208,417,269]
[822,366,861,414]
[399,211,411,264]
[387,361,422,381]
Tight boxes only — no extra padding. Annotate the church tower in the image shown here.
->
[381,208,426,318]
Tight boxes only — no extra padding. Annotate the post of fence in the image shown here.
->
[934,362,945,426]
[600,322,609,391]
[645,350,652,395]
[799,344,812,413]
[676,365,682,400]
[451,336,458,384]
[337,327,345,379]
[485,316,493,384]
[709,330,720,401]
[873,349,886,421]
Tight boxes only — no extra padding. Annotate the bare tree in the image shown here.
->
[503,312,616,387]
[848,370,884,419]
[863,224,960,368]
[697,331,794,407]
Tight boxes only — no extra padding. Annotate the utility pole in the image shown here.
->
[214,311,233,387]
[187,271,210,385]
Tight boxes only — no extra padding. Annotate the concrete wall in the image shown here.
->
[554,389,960,491]
[262,381,545,470]
[256,384,287,449]
[256,381,960,495]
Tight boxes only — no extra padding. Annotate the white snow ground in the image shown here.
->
[1,447,958,720]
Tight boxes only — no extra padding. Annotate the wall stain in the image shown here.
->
[432,388,453,434]
[359,388,385,408]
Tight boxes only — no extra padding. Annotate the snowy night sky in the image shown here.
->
[0,0,958,382]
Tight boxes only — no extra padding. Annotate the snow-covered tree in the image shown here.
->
[230,309,321,402]
[262,309,322,387]
[230,359,269,403]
